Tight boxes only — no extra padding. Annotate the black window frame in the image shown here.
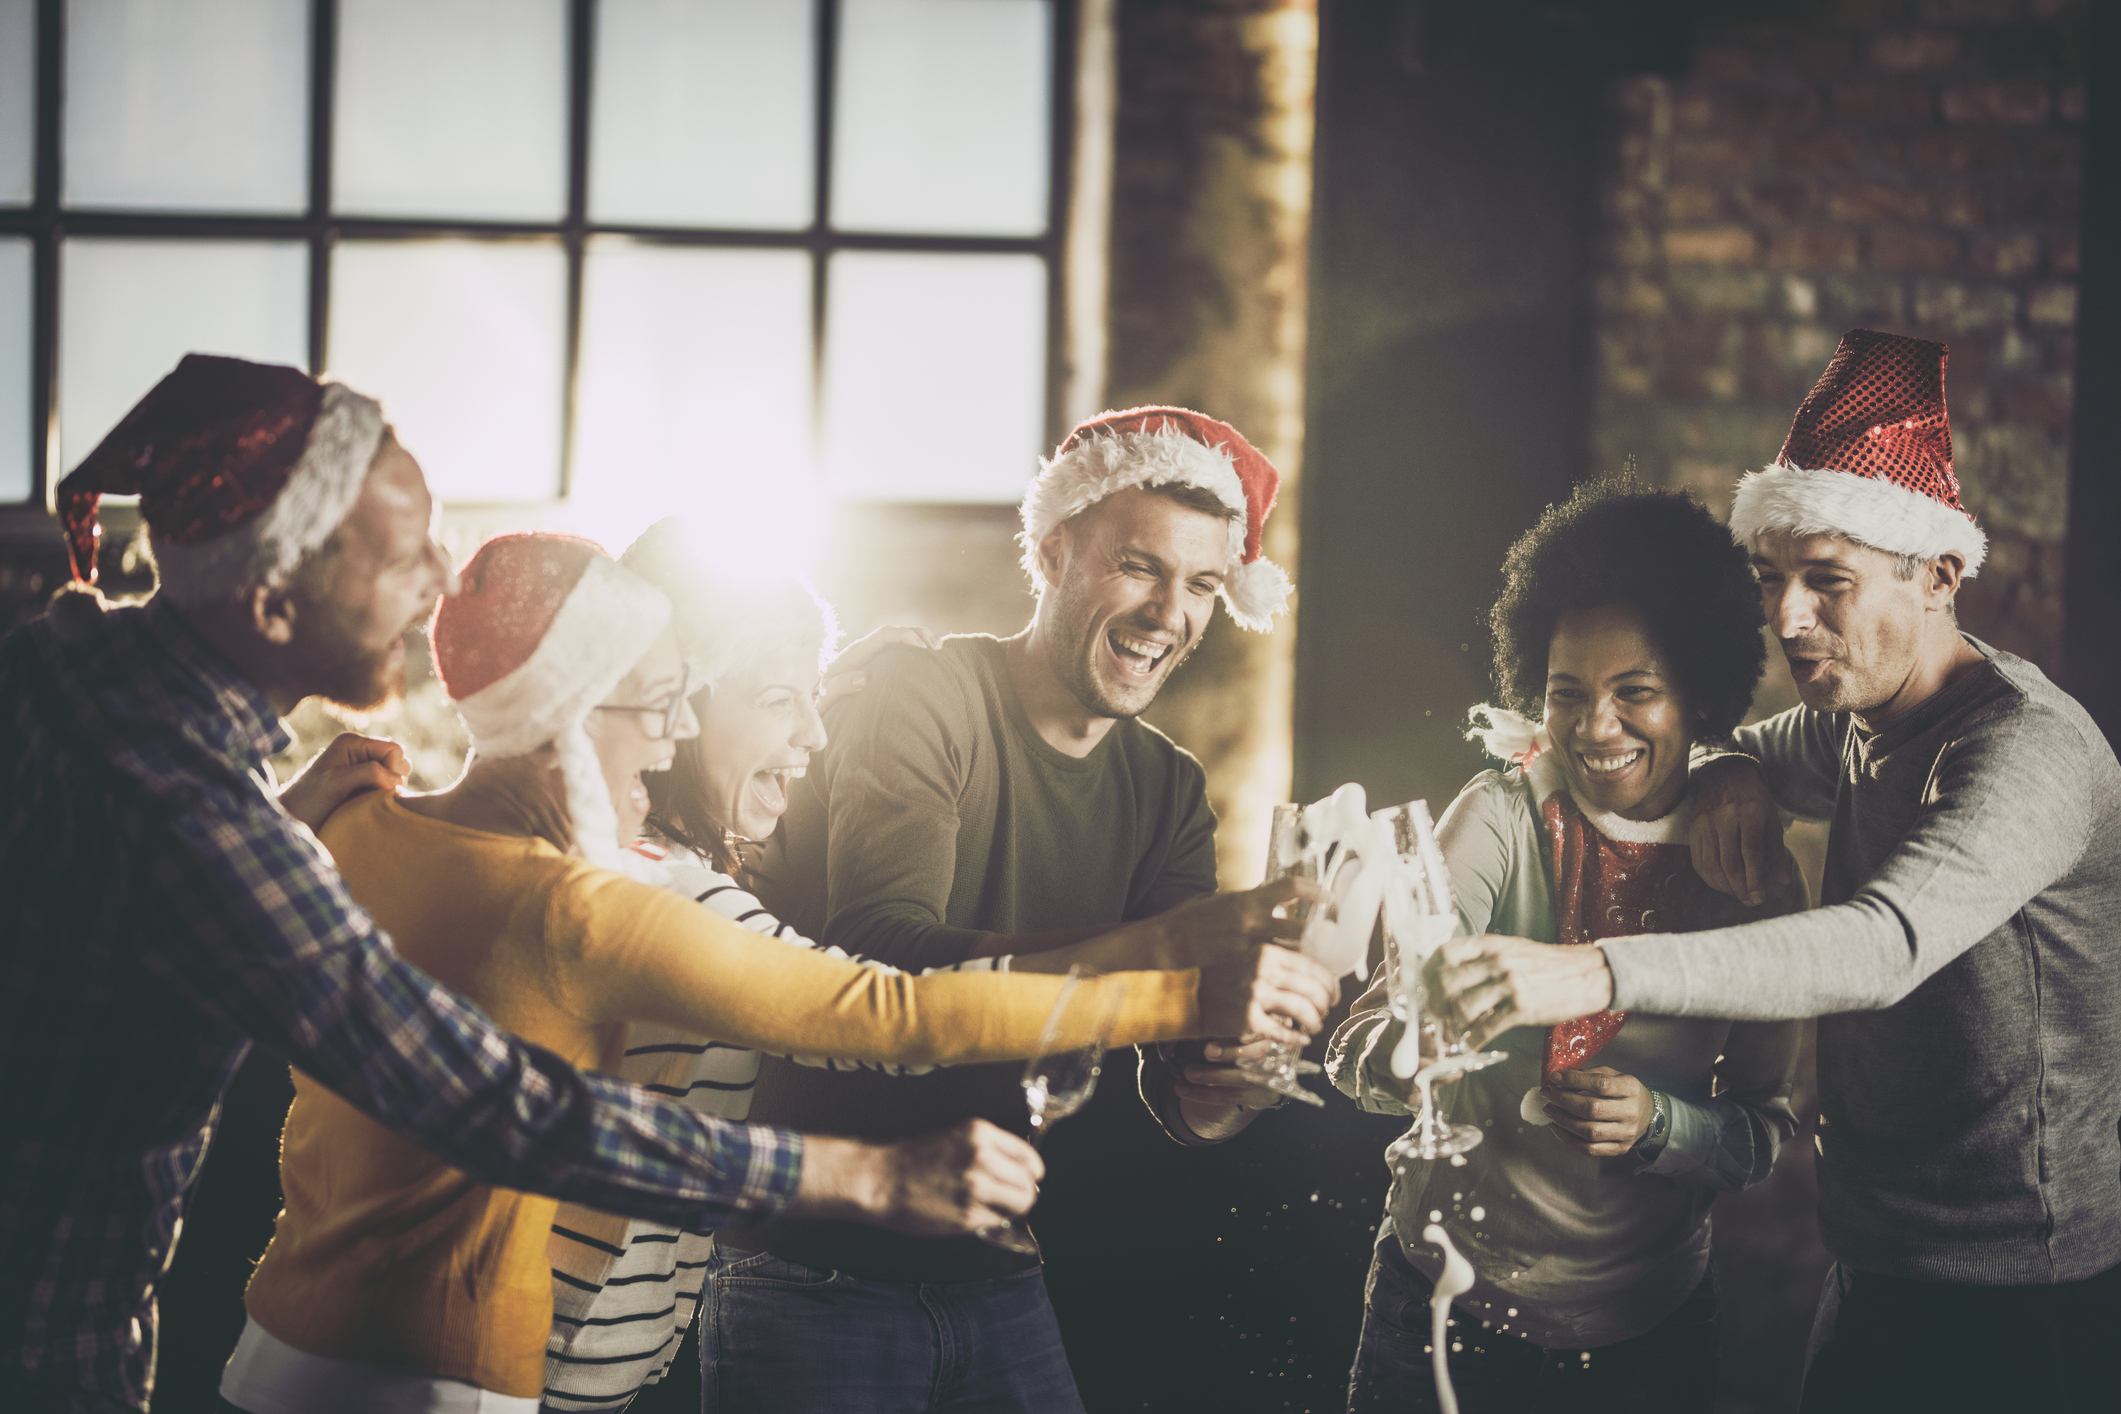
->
[1,0,1077,512]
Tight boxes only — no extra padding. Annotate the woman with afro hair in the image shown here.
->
[1329,479,1809,1413]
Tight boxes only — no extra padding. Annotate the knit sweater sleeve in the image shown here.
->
[1724,706,1846,823]
[552,869,1200,1061]
[1605,699,2093,1018]
[672,861,1001,1075]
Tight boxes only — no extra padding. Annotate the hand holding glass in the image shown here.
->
[1228,803,1331,1106]
[976,965,1127,1254]
[1378,800,1506,1162]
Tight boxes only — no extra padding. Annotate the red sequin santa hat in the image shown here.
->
[1728,329,1987,575]
[432,533,672,872]
[1019,406,1293,630]
[56,353,386,592]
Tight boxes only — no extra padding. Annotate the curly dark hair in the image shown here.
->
[1488,479,1766,743]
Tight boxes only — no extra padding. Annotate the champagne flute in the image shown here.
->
[1377,800,1504,1162]
[977,965,1127,1253]
[1231,804,1329,1106]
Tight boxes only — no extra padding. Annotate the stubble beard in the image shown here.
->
[1047,576,1187,721]
[296,594,412,714]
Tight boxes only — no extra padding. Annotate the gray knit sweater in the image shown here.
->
[1602,638,2121,1286]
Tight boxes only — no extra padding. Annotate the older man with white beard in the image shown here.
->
[721,408,1339,1414]
[0,355,1044,1414]
[1429,331,2121,1414]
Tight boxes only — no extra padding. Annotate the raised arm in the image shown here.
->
[1610,705,2089,1019]
[1440,704,2097,1034]
[675,865,995,1077]
[561,872,1212,1061]
[149,798,800,1229]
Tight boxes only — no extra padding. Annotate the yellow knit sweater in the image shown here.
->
[242,792,1197,1396]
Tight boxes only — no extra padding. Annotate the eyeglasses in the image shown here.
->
[593,666,693,740]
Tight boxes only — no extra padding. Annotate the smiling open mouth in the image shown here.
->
[1577,748,1643,778]
[1108,629,1173,680]
[750,765,806,814]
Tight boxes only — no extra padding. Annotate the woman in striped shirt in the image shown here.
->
[220,533,1327,1414]
[540,518,1323,1410]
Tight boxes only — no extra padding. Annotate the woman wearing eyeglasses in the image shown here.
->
[219,533,1327,1414]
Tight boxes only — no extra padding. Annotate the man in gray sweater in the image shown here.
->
[1432,331,2121,1412]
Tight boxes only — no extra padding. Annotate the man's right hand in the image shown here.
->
[791,1120,1042,1237]
[1688,755,1793,907]
[1153,876,1316,967]
[1197,941,1338,1046]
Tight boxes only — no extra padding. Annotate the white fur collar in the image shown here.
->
[1523,748,1693,844]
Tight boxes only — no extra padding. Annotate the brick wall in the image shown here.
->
[1592,0,2086,675]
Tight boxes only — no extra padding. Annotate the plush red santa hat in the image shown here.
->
[56,353,386,599]
[432,533,672,873]
[1728,329,1986,576]
[1019,406,1293,631]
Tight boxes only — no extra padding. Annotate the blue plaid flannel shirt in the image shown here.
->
[0,600,805,1410]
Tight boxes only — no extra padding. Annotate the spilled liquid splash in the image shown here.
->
[1423,1223,1475,1414]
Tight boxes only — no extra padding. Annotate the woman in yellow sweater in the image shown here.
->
[221,533,1327,1414]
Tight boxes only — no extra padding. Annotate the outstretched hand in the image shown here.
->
[817,626,942,712]
[1688,755,1793,907]
[279,732,408,833]
[1154,875,1317,969]
[795,1120,1043,1238]
[1196,936,1339,1046]
[1427,935,1614,1050]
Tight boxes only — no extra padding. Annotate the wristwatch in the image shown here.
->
[1634,1090,1670,1157]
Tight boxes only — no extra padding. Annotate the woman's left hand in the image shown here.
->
[1540,1066,1654,1156]
[818,626,942,712]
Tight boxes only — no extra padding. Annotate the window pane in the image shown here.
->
[590,0,813,230]
[0,237,29,501]
[832,0,1051,236]
[333,0,566,221]
[0,0,33,206]
[328,240,566,502]
[822,252,1046,501]
[59,238,307,471]
[63,0,308,213]
[571,240,812,553]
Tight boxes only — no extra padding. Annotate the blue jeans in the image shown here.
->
[1347,1235,1721,1414]
[701,1247,1086,1414]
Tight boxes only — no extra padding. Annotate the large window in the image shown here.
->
[0,0,1069,548]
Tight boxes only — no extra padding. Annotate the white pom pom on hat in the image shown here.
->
[1019,405,1293,632]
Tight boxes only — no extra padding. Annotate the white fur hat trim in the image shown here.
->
[1017,426,1291,632]
[1728,462,1987,577]
[453,554,672,760]
[148,381,386,599]
[254,382,386,579]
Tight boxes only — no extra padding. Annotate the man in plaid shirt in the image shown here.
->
[0,356,1040,1413]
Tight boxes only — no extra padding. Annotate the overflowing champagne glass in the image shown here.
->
[1377,800,1506,1161]
[977,965,1127,1254]
[1231,803,1331,1106]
